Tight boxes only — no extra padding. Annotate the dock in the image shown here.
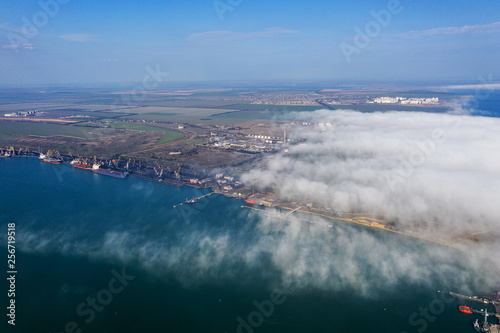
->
[240,205,332,228]
[451,291,500,332]
[173,192,217,208]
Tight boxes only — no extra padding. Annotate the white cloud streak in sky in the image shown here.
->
[2,43,34,50]
[397,21,500,38]
[442,83,500,90]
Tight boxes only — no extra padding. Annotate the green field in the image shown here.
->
[220,103,450,113]
[108,122,184,144]
[108,122,166,131]
[158,131,184,144]
[212,110,297,120]
[142,112,179,116]
[0,121,101,140]
[115,98,241,108]
[220,104,322,111]
[118,107,242,124]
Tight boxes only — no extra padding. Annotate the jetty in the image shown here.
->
[173,192,217,208]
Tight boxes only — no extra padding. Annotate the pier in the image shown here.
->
[450,291,500,332]
[241,205,332,228]
[173,192,217,208]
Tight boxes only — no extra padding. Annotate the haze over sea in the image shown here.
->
[1,91,499,333]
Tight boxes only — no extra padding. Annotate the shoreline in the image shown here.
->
[244,202,459,249]
[2,155,492,252]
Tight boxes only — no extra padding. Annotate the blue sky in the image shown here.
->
[1,0,499,85]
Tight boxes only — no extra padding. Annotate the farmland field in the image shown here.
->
[220,104,322,111]
[0,121,103,140]
[108,121,184,144]
[120,106,242,124]
[158,131,184,144]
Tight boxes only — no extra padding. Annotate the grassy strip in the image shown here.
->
[110,122,183,144]
[220,104,321,111]
[107,122,167,131]
[0,121,97,139]
[158,131,184,144]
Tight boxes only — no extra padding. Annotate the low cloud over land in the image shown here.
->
[244,109,500,235]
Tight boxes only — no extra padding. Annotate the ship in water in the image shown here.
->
[39,153,62,165]
[71,159,92,170]
[0,148,11,157]
[91,163,128,178]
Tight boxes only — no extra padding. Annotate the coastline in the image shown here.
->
[2,155,488,252]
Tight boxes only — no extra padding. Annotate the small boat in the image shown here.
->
[245,200,256,205]
[459,305,473,314]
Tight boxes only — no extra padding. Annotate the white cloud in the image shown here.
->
[13,208,498,298]
[2,43,34,50]
[241,108,500,286]
[244,109,500,231]
[442,83,500,90]
[397,21,500,38]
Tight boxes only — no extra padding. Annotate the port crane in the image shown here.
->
[18,147,29,155]
[174,165,181,180]
[153,166,164,178]
[0,148,10,157]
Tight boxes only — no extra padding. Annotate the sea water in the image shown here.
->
[0,157,481,333]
